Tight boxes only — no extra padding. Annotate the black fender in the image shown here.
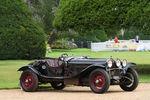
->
[17,63,106,80]
[76,64,106,77]
[125,63,137,71]
[18,65,40,76]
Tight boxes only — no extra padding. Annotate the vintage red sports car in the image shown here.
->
[18,54,138,93]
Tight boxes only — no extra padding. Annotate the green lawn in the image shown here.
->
[0,49,150,89]
[47,49,150,65]
[0,60,32,89]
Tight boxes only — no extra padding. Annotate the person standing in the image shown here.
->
[114,37,119,43]
[135,35,139,43]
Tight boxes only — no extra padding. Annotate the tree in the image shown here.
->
[122,30,135,40]
[0,0,46,59]
[53,0,149,35]
[25,0,60,34]
[43,0,60,34]
[124,1,150,32]
[120,27,150,40]
[75,30,108,42]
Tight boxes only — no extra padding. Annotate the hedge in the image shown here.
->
[0,0,46,59]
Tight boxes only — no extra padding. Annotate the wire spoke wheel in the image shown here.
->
[89,69,110,94]
[22,73,34,89]
[20,70,38,92]
[91,72,106,90]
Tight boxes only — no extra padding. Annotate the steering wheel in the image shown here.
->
[59,53,68,60]
[61,53,68,57]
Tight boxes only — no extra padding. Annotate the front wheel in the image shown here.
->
[20,70,38,92]
[120,68,139,91]
[51,82,65,90]
[89,69,110,94]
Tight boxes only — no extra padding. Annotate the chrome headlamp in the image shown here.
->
[107,59,113,68]
[122,59,127,67]
[115,59,121,68]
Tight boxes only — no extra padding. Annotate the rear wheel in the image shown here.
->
[120,68,139,91]
[89,69,110,94]
[51,82,65,90]
[20,70,38,92]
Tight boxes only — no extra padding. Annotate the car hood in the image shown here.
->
[68,58,108,65]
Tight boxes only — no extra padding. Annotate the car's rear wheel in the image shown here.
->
[120,68,138,91]
[20,70,38,92]
[89,68,110,94]
[51,82,65,90]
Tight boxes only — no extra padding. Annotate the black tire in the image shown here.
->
[89,68,110,94]
[20,70,38,92]
[120,68,139,91]
[51,82,65,90]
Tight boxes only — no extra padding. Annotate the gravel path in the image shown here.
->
[0,83,149,100]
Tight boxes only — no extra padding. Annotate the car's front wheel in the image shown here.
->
[20,70,38,92]
[51,82,65,90]
[89,68,110,94]
[120,68,139,91]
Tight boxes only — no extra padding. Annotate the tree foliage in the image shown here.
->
[120,27,150,40]
[121,30,135,40]
[75,30,108,42]
[53,0,150,34]
[25,0,60,34]
[0,0,46,59]
[43,0,60,34]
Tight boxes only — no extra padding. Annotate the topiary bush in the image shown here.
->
[0,0,46,59]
